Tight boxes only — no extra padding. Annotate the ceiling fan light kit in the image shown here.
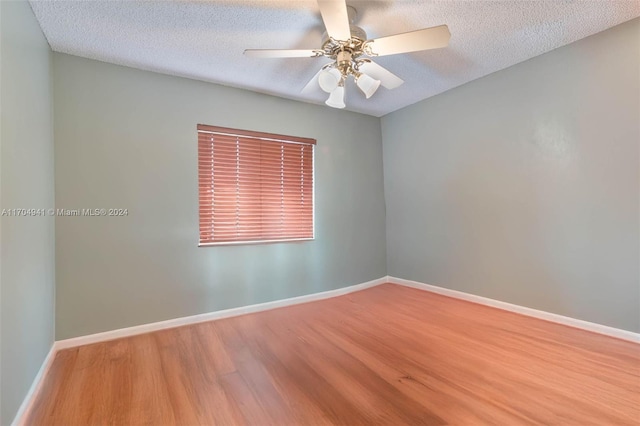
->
[355,72,381,99]
[325,83,346,109]
[318,68,342,93]
[244,0,451,109]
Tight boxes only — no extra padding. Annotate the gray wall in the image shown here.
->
[382,18,640,332]
[53,53,387,340]
[0,1,55,424]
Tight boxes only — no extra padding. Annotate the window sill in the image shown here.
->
[199,237,314,247]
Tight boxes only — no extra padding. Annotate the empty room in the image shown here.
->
[1,0,639,424]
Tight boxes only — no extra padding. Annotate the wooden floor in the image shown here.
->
[27,284,640,425]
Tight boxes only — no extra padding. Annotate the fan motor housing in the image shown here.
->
[321,25,367,57]
[348,25,367,42]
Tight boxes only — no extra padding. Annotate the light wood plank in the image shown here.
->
[26,284,640,425]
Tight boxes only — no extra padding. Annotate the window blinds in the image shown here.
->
[198,125,315,245]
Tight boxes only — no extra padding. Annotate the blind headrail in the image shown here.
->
[197,124,316,146]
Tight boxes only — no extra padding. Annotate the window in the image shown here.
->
[198,124,315,245]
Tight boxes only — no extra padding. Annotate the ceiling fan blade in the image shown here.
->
[359,61,404,90]
[317,0,351,41]
[366,25,450,57]
[244,49,322,58]
[301,69,323,94]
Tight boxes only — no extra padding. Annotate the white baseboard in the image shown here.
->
[11,344,57,426]
[55,277,388,350]
[389,276,640,343]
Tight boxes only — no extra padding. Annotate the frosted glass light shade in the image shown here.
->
[356,73,381,99]
[325,86,345,109]
[318,68,342,93]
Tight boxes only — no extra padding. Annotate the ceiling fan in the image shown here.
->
[244,0,450,109]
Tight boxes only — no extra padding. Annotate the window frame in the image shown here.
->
[197,124,316,247]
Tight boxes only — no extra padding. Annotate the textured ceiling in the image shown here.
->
[30,0,639,117]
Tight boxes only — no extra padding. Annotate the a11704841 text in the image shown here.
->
[0,208,129,217]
